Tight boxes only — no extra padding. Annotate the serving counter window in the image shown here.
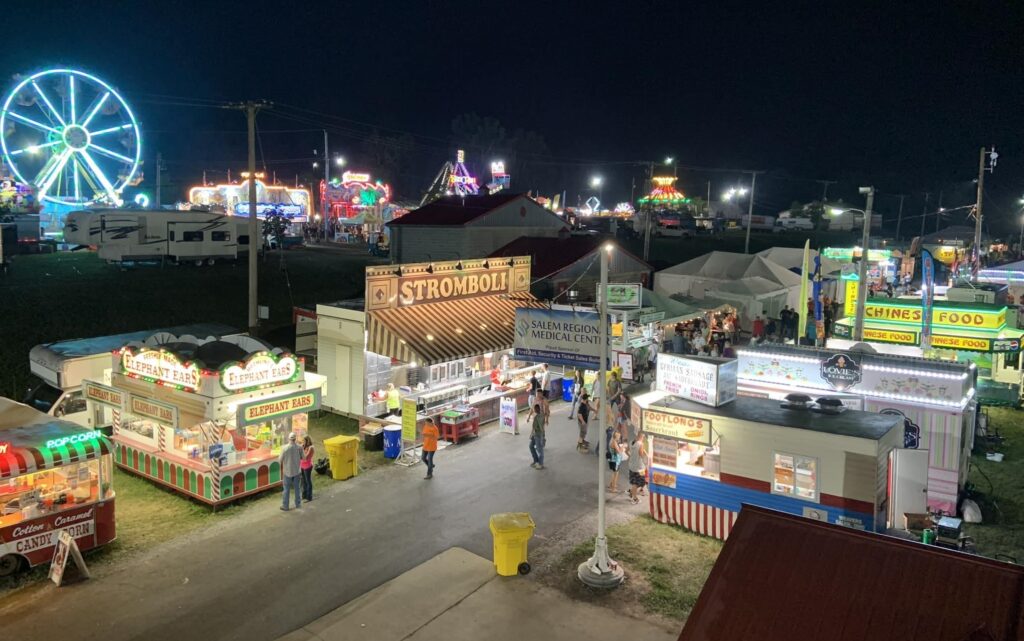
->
[772,452,818,502]
[119,412,160,448]
[650,436,720,480]
[0,460,105,527]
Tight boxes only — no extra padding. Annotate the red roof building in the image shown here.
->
[679,505,1024,641]
[386,193,569,263]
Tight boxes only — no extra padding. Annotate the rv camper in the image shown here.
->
[64,208,263,264]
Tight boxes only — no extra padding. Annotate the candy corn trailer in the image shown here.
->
[735,344,976,516]
[0,397,115,576]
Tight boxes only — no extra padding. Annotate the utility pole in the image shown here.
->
[155,152,162,209]
[578,243,624,589]
[975,146,998,252]
[817,179,836,202]
[935,191,943,233]
[919,192,930,238]
[706,180,712,216]
[322,130,330,239]
[642,162,655,262]
[894,194,906,241]
[853,187,875,342]
[227,100,270,334]
[743,171,762,255]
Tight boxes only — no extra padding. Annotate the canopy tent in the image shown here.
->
[756,246,844,277]
[669,294,736,316]
[639,288,705,325]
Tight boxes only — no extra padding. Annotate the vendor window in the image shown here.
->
[772,452,818,502]
[0,460,101,528]
[119,412,160,447]
[650,437,720,481]
[173,427,203,459]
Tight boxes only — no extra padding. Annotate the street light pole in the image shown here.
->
[743,172,760,255]
[579,244,624,589]
[322,130,330,240]
[246,103,260,334]
[853,186,876,342]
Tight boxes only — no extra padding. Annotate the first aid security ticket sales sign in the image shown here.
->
[513,308,604,369]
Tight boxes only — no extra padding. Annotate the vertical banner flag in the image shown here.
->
[813,255,824,341]
[798,239,810,344]
[921,248,934,348]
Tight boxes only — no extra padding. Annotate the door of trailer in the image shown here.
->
[888,448,929,528]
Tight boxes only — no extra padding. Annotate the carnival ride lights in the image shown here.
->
[321,170,392,219]
[188,176,311,221]
[487,161,510,194]
[638,176,690,206]
[421,149,479,206]
[0,68,141,207]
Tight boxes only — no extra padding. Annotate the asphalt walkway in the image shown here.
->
[0,397,649,641]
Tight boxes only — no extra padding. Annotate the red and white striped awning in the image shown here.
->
[0,437,111,480]
[367,295,547,366]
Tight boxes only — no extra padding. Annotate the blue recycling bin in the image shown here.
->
[562,377,574,402]
[383,425,403,459]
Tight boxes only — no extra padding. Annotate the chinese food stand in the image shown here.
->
[93,332,324,505]
[0,397,115,576]
[736,343,976,515]
[315,257,563,441]
[832,298,1023,405]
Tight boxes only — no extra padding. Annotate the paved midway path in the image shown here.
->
[0,399,647,641]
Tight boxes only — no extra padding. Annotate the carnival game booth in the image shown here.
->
[643,394,902,540]
[316,257,560,439]
[0,397,115,576]
[94,332,324,506]
[735,343,975,516]
[832,298,1024,406]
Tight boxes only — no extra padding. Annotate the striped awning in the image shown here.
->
[368,295,548,365]
[0,437,112,480]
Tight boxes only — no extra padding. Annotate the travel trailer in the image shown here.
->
[64,208,262,264]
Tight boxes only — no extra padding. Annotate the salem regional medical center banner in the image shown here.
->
[513,308,603,369]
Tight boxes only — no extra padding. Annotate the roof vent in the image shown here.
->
[781,393,813,410]
[813,397,846,415]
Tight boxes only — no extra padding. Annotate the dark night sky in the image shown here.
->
[3,1,1023,231]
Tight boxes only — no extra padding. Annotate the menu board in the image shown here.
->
[651,437,678,468]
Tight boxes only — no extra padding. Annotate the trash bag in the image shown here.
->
[962,498,983,523]
[314,457,331,476]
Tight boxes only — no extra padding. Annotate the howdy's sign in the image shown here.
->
[365,257,532,311]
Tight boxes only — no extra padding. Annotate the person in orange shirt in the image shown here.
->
[421,417,439,480]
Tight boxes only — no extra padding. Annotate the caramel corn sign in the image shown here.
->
[220,352,299,392]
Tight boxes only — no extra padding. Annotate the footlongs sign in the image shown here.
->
[513,308,603,369]
[365,257,531,311]
[220,352,300,392]
[121,348,201,391]
[236,388,321,427]
[643,408,712,445]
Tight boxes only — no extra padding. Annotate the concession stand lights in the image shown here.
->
[316,257,565,441]
[92,333,324,506]
[0,398,115,575]
[832,298,1023,405]
[736,343,975,515]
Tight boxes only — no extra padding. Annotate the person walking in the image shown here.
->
[576,392,593,451]
[300,435,315,502]
[279,432,303,511]
[539,363,550,398]
[529,403,546,470]
[421,417,439,479]
[527,371,540,410]
[627,431,648,505]
[386,383,401,416]
[568,368,585,420]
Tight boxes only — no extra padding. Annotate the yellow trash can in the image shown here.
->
[489,512,535,576]
[323,435,359,480]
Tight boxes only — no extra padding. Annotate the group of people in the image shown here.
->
[668,315,738,359]
[278,432,317,511]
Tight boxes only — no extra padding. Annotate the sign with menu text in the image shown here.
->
[82,381,125,409]
[642,408,712,445]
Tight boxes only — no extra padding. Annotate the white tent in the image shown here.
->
[657,251,801,301]
[756,247,843,277]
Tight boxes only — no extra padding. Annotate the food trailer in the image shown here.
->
[735,344,976,515]
[642,393,902,540]
[314,257,565,439]
[0,397,115,576]
[93,332,324,506]
[832,298,1023,405]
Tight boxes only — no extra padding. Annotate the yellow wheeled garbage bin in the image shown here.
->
[323,435,359,480]
[489,512,535,576]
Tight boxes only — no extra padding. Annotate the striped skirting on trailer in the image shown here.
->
[650,492,739,540]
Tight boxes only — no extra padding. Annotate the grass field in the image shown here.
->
[965,406,1024,561]
[548,516,722,622]
[0,247,381,399]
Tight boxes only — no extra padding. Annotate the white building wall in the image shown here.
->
[316,305,367,415]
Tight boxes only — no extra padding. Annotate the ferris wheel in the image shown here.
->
[0,68,141,207]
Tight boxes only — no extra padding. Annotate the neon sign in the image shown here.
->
[341,171,371,183]
[220,352,300,392]
[189,179,311,222]
[0,441,9,454]
[45,430,101,449]
[121,348,202,391]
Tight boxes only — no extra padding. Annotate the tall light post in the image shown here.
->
[665,156,675,178]
[722,183,754,252]
[1018,197,1024,258]
[831,186,875,341]
[590,176,604,211]
[579,242,624,589]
